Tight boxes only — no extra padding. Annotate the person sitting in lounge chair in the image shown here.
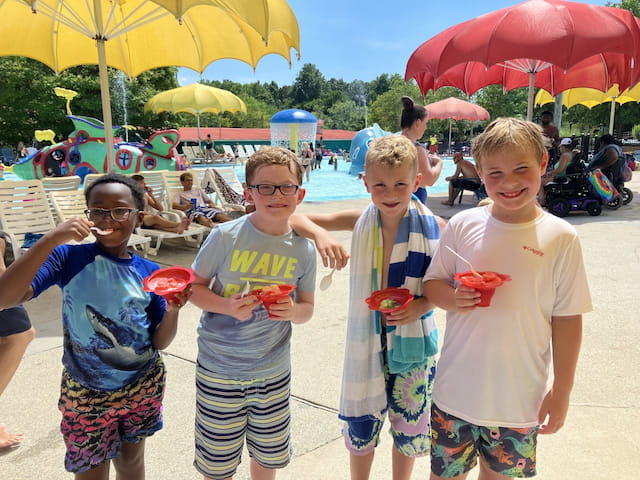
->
[132,174,190,234]
[172,172,232,228]
[441,152,482,206]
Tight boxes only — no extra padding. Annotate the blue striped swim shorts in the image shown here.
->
[193,363,291,480]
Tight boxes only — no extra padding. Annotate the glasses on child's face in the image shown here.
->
[248,184,300,196]
[84,208,138,222]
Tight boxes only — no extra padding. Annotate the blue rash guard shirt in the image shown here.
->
[31,243,166,391]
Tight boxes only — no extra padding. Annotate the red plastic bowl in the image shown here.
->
[143,266,195,303]
[250,284,297,308]
[453,271,511,307]
[365,287,414,313]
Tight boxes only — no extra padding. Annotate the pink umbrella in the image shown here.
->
[405,0,640,120]
[425,97,490,153]
[426,97,490,122]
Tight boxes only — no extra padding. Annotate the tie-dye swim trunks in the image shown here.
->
[343,355,436,457]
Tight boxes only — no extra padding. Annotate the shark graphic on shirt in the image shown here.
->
[86,305,155,371]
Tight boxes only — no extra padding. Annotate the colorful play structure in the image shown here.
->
[9,115,184,181]
[348,123,390,176]
[270,109,318,154]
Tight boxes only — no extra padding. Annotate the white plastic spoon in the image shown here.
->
[91,227,113,235]
[445,246,482,278]
[240,279,251,297]
[319,268,336,291]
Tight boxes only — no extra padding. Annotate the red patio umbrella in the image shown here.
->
[412,52,640,99]
[405,0,640,120]
[425,97,490,153]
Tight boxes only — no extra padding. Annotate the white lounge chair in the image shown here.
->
[41,176,82,223]
[243,145,256,157]
[215,167,244,194]
[237,144,250,161]
[180,146,199,165]
[135,171,209,255]
[41,175,82,191]
[82,173,104,192]
[222,145,235,158]
[0,180,58,259]
[48,189,151,257]
[201,168,247,214]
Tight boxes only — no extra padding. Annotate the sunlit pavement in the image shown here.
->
[1,174,639,479]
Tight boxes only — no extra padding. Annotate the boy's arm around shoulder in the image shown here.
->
[289,211,360,270]
[0,218,92,309]
[538,314,582,435]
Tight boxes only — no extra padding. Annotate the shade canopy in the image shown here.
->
[405,0,640,120]
[535,84,640,133]
[270,109,318,124]
[426,97,490,122]
[145,83,247,115]
[426,97,489,153]
[145,83,247,140]
[0,0,300,172]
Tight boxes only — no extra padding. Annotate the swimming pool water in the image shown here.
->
[210,157,457,203]
[2,157,458,203]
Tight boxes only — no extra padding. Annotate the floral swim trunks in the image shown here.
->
[58,356,165,473]
[430,403,538,478]
[343,356,437,457]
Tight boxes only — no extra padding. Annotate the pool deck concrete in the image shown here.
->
[1,174,639,479]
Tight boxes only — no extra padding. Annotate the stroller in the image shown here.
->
[543,155,604,217]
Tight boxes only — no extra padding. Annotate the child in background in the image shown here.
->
[189,147,316,479]
[291,135,441,480]
[424,118,591,479]
[131,174,190,233]
[0,173,190,478]
[172,172,232,227]
[0,236,35,448]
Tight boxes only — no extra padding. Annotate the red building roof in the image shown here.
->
[177,127,356,142]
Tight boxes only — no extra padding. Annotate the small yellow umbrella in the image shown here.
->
[535,84,640,134]
[0,0,300,172]
[145,83,247,140]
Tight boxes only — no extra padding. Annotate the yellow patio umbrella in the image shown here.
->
[145,83,247,140]
[535,84,640,134]
[0,0,300,172]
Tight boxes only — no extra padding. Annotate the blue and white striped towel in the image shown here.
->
[339,197,440,422]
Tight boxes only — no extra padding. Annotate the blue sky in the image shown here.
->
[178,0,610,88]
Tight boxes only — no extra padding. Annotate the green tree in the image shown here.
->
[606,0,640,16]
[291,63,325,109]
[475,85,529,120]
[368,77,423,132]
[325,100,365,130]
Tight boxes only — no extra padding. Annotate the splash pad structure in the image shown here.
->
[270,109,318,154]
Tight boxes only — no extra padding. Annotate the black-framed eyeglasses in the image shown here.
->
[248,184,300,196]
[84,208,139,222]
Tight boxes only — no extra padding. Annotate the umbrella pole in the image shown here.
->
[527,72,535,122]
[609,99,617,135]
[197,113,201,148]
[94,1,115,174]
[448,119,453,154]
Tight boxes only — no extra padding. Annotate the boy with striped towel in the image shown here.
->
[291,134,443,479]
